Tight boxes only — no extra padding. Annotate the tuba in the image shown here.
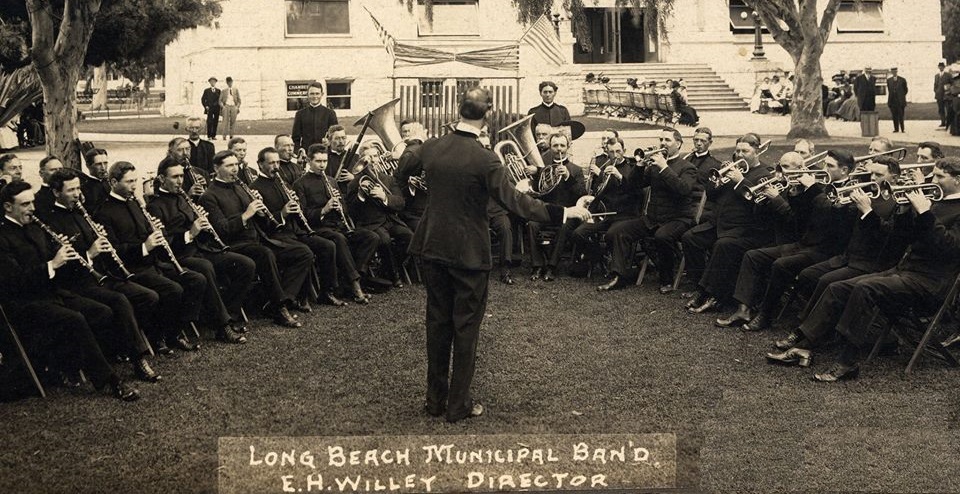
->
[355,98,404,168]
[495,114,546,195]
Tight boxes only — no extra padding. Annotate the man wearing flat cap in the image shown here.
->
[527,81,571,128]
[886,67,908,133]
[201,77,222,140]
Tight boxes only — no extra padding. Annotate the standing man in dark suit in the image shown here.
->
[853,67,877,112]
[409,87,590,422]
[527,81,571,129]
[201,77,221,140]
[935,62,948,128]
[886,67,908,133]
[292,82,339,152]
[186,117,216,175]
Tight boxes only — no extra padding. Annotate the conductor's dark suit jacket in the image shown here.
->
[409,129,564,271]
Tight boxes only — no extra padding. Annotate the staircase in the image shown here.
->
[575,63,749,111]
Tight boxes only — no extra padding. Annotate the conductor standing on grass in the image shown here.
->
[410,87,591,423]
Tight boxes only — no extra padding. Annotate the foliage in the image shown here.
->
[0,65,42,127]
[943,0,959,63]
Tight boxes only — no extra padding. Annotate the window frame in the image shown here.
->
[728,0,769,35]
[284,0,351,38]
[836,0,884,34]
[325,79,353,111]
[416,0,481,37]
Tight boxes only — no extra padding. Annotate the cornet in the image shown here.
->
[879,182,944,205]
[825,181,881,205]
[891,162,935,183]
[743,174,790,204]
[775,165,833,186]
[636,146,668,166]
[710,159,750,186]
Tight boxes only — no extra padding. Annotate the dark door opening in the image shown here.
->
[573,8,654,64]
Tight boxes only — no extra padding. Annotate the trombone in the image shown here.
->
[879,182,944,205]
[853,147,907,164]
[825,181,882,205]
[743,174,790,204]
[710,159,750,186]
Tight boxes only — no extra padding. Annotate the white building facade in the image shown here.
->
[164,0,943,121]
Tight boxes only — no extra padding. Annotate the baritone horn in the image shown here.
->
[710,159,750,186]
[879,182,944,204]
[825,181,881,205]
[495,114,543,194]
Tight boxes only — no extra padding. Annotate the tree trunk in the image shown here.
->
[90,63,109,111]
[787,44,829,138]
[40,62,84,169]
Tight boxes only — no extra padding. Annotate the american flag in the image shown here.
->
[520,14,565,66]
[365,8,395,59]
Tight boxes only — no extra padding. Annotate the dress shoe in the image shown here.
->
[499,271,514,285]
[742,312,772,332]
[424,402,444,417]
[273,306,302,328]
[680,290,699,299]
[320,291,347,307]
[542,268,555,282]
[942,332,960,348]
[232,322,248,334]
[812,363,860,382]
[659,285,676,294]
[765,348,812,367]
[392,279,405,289]
[715,310,752,328]
[351,291,371,304]
[688,296,720,314]
[447,402,484,423]
[685,291,707,309]
[294,298,312,313]
[171,334,200,352]
[774,331,806,351]
[111,380,140,401]
[597,275,625,291]
[530,267,542,281]
[217,326,247,344]
[361,275,393,293]
[153,339,174,356]
[133,357,162,382]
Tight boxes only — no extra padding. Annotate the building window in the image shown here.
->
[728,0,769,35]
[420,80,444,109]
[326,80,352,110]
[417,0,480,36]
[836,0,884,33]
[286,0,349,36]
[286,80,314,111]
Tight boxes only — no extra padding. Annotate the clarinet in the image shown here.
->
[176,189,229,251]
[237,181,281,227]
[75,201,134,280]
[132,195,187,276]
[321,173,355,233]
[276,175,315,235]
[34,218,108,285]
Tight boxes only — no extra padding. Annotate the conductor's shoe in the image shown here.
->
[133,358,161,382]
[765,348,812,367]
[542,268,555,282]
[172,334,199,352]
[320,291,347,307]
[742,313,772,332]
[715,310,751,328]
[424,402,444,417]
[217,326,247,344]
[688,296,720,314]
[596,275,625,291]
[499,271,514,285]
[530,267,542,281]
[774,330,806,351]
[273,306,302,328]
[447,402,484,423]
[111,380,140,402]
[812,364,860,382]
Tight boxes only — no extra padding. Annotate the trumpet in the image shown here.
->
[76,199,134,280]
[825,181,882,205]
[879,182,944,205]
[321,172,355,233]
[366,141,399,175]
[132,195,187,276]
[854,147,907,164]
[34,218,108,285]
[743,174,790,204]
[710,159,750,186]
[775,165,833,185]
[176,189,228,252]
[237,181,281,227]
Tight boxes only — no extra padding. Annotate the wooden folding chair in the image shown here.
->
[0,303,46,398]
[867,271,960,373]
[637,189,707,289]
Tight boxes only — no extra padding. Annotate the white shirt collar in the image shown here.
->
[944,192,960,201]
[542,101,555,108]
[4,215,22,226]
[109,191,128,202]
[455,121,483,137]
[54,201,70,210]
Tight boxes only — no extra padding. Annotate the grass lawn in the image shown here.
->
[1,139,959,493]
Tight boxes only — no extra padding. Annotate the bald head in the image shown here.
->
[459,88,492,121]
[778,151,805,170]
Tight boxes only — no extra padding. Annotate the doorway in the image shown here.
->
[573,8,655,64]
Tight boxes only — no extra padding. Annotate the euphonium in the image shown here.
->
[494,139,533,187]
[743,174,790,204]
[825,181,881,205]
[775,165,833,185]
[34,218,108,285]
[132,195,187,276]
[176,188,228,252]
[710,159,750,186]
[854,147,907,164]
[76,199,134,280]
[879,181,944,205]
[495,114,544,194]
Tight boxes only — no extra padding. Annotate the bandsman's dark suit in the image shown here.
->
[886,75,909,132]
[605,155,697,285]
[181,162,211,201]
[0,218,120,390]
[252,175,336,295]
[37,203,156,359]
[527,159,587,271]
[201,86,221,139]
[394,139,428,233]
[34,185,55,217]
[199,180,314,307]
[147,189,257,325]
[292,104,338,151]
[278,159,305,186]
[294,170,380,284]
[686,150,723,227]
[79,172,109,213]
[325,149,356,197]
[681,162,779,302]
[570,157,645,268]
[810,197,960,352]
[94,193,207,345]
[409,126,567,422]
[189,139,216,176]
[347,173,412,282]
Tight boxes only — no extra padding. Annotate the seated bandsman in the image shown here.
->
[777,158,960,381]
[294,144,378,303]
[227,137,257,186]
[346,141,412,288]
[682,133,779,314]
[251,147,342,308]
[325,125,356,196]
[81,147,111,212]
[598,129,696,291]
[718,150,855,332]
[0,153,23,186]
[199,150,313,328]
[94,161,208,353]
[683,127,722,229]
[167,137,208,199]
[393,120,429,233]
[275,134,304,185]
[0,181,140,401]
[34,155,64,215]
[772,156,912,354]
[793,138,816,159]
[38,168,161,381]
[148,157,257,343]
[527,132,586,281]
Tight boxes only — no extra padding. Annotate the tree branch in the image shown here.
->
[26,0,54,68]
[747,1,802,58]
[818,0,843,44]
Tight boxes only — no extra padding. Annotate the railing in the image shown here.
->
[582,88,680,125]
[394,78,521,143]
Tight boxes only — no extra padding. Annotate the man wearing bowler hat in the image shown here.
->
[201,77,222,140]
